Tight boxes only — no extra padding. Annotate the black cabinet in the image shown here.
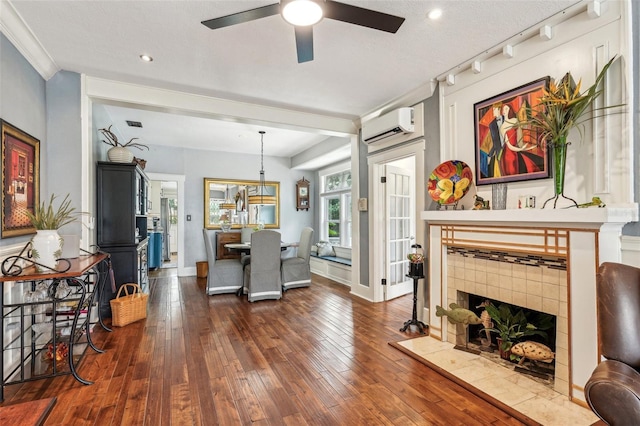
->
[96,162,149,318]
[97,240,148,318]
[97,162,148,246]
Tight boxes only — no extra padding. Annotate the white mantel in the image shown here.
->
[421,204,638,403]
[421,204,639,228]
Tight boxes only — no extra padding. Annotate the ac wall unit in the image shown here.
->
[362,107,415,144]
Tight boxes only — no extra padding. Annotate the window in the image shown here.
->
[320,167,352,247]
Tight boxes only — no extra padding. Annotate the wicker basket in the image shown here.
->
[110,283,148,327]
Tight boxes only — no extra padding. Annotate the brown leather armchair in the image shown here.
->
[584,262,640,425]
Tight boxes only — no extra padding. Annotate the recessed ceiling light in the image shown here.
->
[139,54,153,62]
[427,9,442,20]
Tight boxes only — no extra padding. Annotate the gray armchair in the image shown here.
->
[202,229,243,295]
[584,262,640,425]
[281,227,314,290]
[244,230,282,302]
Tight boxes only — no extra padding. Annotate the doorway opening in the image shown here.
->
[368,139,426,303]
[146,172,186,276]
[148,180,178,269]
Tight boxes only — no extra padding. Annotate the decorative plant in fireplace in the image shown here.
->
[484,303,548,360]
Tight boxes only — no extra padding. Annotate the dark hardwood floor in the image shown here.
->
[1,270,526,425]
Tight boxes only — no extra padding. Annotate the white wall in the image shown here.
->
[440,1,632,210]
[622,236,640,267]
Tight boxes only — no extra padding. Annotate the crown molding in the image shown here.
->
[0,0,58,80]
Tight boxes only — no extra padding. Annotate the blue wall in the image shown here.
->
[46,71,83,235]
[0,33,46,247]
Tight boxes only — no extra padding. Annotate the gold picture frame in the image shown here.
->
[1,120,40,237]
[204,177,280,229]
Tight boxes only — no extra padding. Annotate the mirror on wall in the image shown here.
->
[204,178,280,229]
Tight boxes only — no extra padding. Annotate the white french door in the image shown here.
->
[383,164,415,300]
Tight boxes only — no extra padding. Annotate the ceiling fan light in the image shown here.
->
[427,9,442,20]
[282,0,323,26]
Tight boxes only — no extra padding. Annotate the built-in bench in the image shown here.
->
[309,246,351,286]
[310,254,351,266]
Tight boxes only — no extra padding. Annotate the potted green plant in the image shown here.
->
[518,56,622,208]
[484,303,548,360]
[99,125,149,163]
[25,194,78,272]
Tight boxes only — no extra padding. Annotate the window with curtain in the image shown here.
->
[320,167,352,248]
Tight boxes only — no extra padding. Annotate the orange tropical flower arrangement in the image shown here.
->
[520,56,620,147]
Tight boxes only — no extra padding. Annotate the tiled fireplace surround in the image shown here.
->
[446,247,568,394]
[421,206,638,405]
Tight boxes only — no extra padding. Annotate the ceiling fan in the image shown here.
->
[201,0,405,63]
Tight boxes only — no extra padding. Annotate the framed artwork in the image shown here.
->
[1,120,40,237]
[473,78,551,186]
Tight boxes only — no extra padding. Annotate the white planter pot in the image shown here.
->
[107,146,134,163]
[31,230,62,273]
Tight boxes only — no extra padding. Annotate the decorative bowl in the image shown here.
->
[428,160,473,205]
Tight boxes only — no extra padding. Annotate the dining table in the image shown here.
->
[224,242,292,255]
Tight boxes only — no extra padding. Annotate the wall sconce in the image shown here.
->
[446,74,455,86]
[471,61,482,74]
[502,44,514,58]
[539,25,553,41]
[587,0,602,18]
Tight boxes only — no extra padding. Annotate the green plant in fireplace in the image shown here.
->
[484,302,548,358]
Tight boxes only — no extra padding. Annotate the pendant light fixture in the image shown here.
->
[248,131,276,205]
[220,184,236,211]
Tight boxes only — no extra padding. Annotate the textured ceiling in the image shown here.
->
[7,0,581,163]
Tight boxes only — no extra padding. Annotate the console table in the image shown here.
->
[0,253,109,401]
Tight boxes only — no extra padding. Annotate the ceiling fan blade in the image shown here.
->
[294,26,314,63]
[323,1,405,33]
[201,3,280,30]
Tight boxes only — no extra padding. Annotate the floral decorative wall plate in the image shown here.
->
[428,160,473,205]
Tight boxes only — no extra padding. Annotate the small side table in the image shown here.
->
[400,274,428,334]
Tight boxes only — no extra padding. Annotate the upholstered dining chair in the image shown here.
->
[244,230,282,302]
[202,229,243,295]
[584,262,640,425]
[281,227,314,291]
[239,227,254,276]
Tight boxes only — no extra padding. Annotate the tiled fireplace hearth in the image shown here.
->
[447,246,567,394]
[421,206,638,405]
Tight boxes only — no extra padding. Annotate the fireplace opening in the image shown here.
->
[466,293,557,382]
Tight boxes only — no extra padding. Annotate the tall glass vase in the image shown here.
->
[542,136,577,208]
[553,142,567,195]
